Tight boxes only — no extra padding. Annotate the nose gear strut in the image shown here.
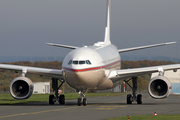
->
[77,90,87,106]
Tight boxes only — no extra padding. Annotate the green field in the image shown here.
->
[0,93,123,104]
[107,114,180,120]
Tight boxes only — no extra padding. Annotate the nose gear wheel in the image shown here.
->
[77,90,87,106]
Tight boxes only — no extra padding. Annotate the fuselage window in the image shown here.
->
[79,61,85,64]
[68,60,72,65]
[86,60,91,65]
[72,61,78,64]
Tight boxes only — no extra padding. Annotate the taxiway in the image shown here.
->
[0,93,180,120]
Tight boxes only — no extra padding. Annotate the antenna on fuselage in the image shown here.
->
[104,0,111,45]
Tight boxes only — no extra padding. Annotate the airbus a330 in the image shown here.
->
[1,0,179,106]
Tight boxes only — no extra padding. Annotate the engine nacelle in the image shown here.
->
[148,76,172,99]
[10,77,34,100]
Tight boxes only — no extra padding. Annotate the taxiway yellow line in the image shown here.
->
[100,106,126,108]
[0,106,77,119]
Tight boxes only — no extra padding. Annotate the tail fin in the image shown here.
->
[104,0,111,45]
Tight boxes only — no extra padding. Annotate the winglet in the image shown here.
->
[104,0,111,45]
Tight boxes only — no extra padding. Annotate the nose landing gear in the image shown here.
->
[77,90,87,106]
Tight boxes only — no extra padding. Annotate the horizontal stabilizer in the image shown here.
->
[46,43,79,49]
[118,41,176,53]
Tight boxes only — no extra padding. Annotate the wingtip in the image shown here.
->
[166,41,177,45]
[46,43,53,46]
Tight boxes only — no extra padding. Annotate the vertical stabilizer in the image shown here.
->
[104,0,111,45]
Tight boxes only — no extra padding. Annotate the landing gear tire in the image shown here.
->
[59,95,65,105]
[78,98,82,106]
[49,95,55,105]
[127,94,132,104]
[125,77,143,105]
[137,94,142,104]
[83,98,87,106]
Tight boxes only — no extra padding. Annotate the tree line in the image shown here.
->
[0,60,177,92]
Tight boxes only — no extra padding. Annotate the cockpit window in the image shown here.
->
[72,61,78,64]
[68,60,72,65]
[68,60,91,65]
[86,60,91,65]
[79,61,85,64]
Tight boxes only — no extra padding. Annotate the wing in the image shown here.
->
[109,64,180,80]
[118,41,176,53]
[46,43,79,49]
[0,64,63,79]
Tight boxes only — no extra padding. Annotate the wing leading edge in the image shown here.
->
[0,64,63,79]
[109,64,180,81]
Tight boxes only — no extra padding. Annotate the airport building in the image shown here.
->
[33,82,50,94]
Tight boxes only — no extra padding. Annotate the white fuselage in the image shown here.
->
[62,42,121,90]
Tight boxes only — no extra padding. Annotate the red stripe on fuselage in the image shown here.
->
[63,60,120,72]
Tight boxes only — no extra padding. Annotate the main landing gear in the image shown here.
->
[124,77,142,104]
[77,90,87,106]
[49,78,65,105]
[48,78,87,106]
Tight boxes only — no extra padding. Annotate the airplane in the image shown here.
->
[0,0,180,106]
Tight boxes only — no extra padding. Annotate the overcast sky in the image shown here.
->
[0,0,180,61]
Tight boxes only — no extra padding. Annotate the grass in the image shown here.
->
[107,114,180,120]
[0,92,123,104]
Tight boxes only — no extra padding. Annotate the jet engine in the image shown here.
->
[148,76,172,99]
[10,77,34,99]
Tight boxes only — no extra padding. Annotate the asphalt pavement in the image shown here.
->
[0,93,180,120]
